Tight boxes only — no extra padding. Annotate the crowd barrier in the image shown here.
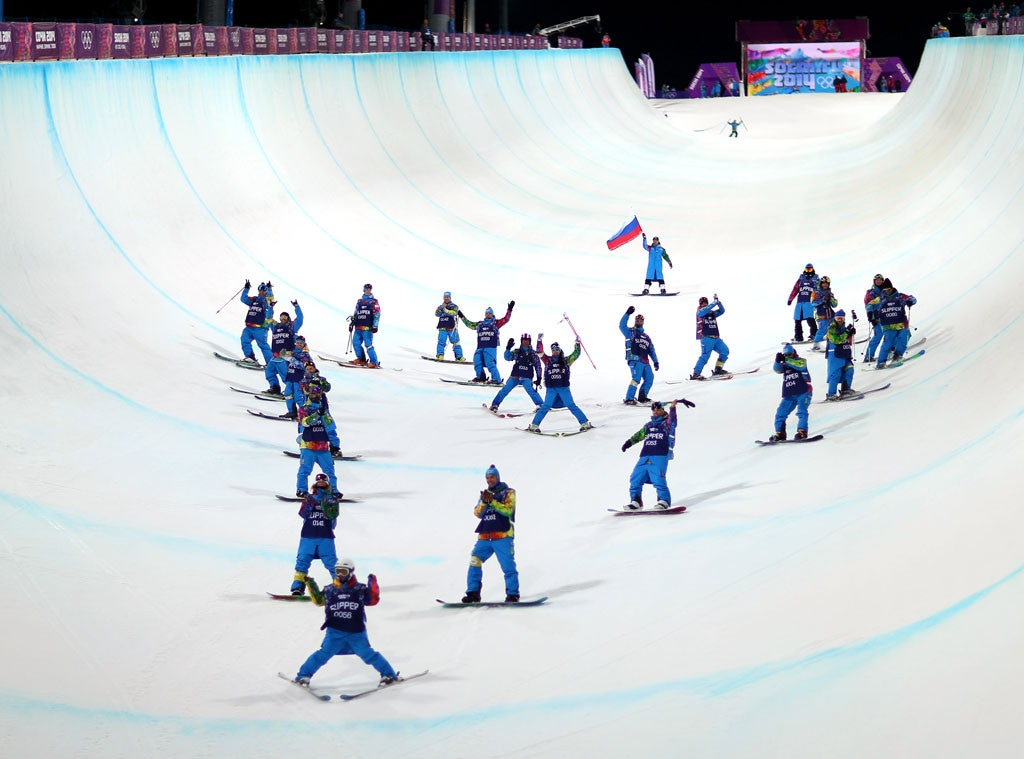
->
[969,17,1024,36]
[0,22,581,62]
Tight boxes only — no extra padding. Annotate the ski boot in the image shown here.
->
[436,354,444,360]
[654,500,671,510]
[795,429,809,440]
[637,391,649,403]
[769,424,787,442]
[712,367,729,376]
[461,590,481,604]
[526,423,541,433]
[379,673,401,686]
[579,421,593,431]
[689,373,706,381]
[266,386,283,396]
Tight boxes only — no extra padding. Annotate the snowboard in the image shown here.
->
[755,434,824,446]
[338,670,430,701]
[317,354,402,371]
[440,377,502,387]
[629,292,679,297]
[278,672,331,701]
[247,409,293,422]
[267,592,312,602]
[281,450,362,461]
[436,597,548,608]
[214,352,263,370]
[421,356,472,365]
[864,349,926,370]
[275,494,362,503]
[608,505,688,515]
[230,386,285,402]
[666,367,758,384]
[517,426,593,437]
[819,383,891,403]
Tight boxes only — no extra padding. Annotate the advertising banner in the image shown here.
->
[366,31,379,52]
[747,42,862,95]
[112,25,131,58]
[253,28,270,54]
[0,23,14,62]
[31,22,59,61]
[352,30,365,53]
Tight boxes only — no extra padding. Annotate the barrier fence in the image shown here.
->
[0,23,582,63]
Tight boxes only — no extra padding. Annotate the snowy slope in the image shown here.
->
[1,38,1023,758]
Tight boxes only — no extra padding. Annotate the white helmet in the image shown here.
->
[335,558,355,579]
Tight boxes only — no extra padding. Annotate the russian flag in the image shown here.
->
[606,216,643,251]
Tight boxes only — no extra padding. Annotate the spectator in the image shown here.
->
[421,19,434,50]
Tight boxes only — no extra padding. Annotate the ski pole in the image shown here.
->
[345,318,354,355]
[216,285,245,314]
[560,312,597,370]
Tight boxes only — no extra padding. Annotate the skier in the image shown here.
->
[434,291,465,361]
[239,280,275,364]
[727,118,743,137]
[348,283,381,368]
[690,295,729,380]
[619,305,641,391]
[863,273,886,364]
[824,310,857,400]
[639,233,673,294]
[769,343,813,441]
[810,275,838,350]
[462,465,520,603]
[289,474,340,596]
[457,302,514,383]
[786,264,820,342]
[292,558,400,687]
[490,333,544,413]
[526,338,592,433]
[872,279,917,368]
[620,400,679,510]
[621,311,660,405]
[296,385,341,497]
[266,301,304,395]
[299,360,332,413]
[280,335,311,420]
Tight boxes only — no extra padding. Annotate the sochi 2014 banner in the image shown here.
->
[747,42,862,96]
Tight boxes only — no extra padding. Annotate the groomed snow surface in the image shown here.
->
[2,38,1023,758]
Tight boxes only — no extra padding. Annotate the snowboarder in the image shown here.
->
[289,474,340,596]
[295,385,341,496]
[691,295,729,379]
[490,333,544,412]
[620,400,679,510]
[292,558,400,687]
[239,280,275,364]
[787,264,820,341]
[727,118,743,137]
[434,291,466,361]
[872,279,917,368]
[526,338,592,433]
[266,301,304,395]
[769,343,813,441]
[810,275,838,350]
[863,273,886,364]
[462,465,520,603]
[349,283,381,367]
[823,309,856,400]
[621,311,660,405]
[457,302,514,383]
[639,233,673,294]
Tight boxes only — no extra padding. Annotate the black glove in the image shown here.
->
[457,309,464,318]
[775,352,785,363]
[621,440,632,452]
[653,362,660,371]
[330,446,340,455]
[626,305,635,315]
[508,300,515,311]
[348,324,354,333]
[372,328,378,334]
[506,338,515,351]
[266,281,273,289]
[245,279,251,289]
[680,399,696,408]
[291,299,298,307]
[848,326,856,336]
[533,379,542,390]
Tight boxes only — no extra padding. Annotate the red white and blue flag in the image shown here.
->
[606,216,643,251]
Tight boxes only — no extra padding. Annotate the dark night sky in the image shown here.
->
[5,1,966,88]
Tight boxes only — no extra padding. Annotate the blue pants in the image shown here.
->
[775,392,811,433]
[826,354,854,395]
[694,336,729,374]
[284,380,302,413]
[625,361,654,401]
[473,346,500,382]
[629,453,671,504]
[436,329,464,359]
[532,386,587,426]
[240,326,272,362]
[292,537,337,591]
[297,628,396,680]
[493,377,543,408]
[466,537,519,595]
[812,318,829,344]
[877,328,911,366]
[353,330,378,364]
[866,322,884,361]
[266,356,288,388]
[297,449,337,493]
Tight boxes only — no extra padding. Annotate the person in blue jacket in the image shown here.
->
[293,558,400,687]
[462,465,520,603]
[787,264,820,342]
[640,233,673,294]
[295,386,342,496]
[490,333,544,412]
[265,300,304,394]
[526,338,592,433]
[770,343,813,441]
[279,335,310,420]
[872,278,917,368]
[690,295,730,379]
[349,284,381,367]
[824,310,856,400]
[621,400,679,510]
[621,311,660,404]
[810,276,838,350]
[458,302,514,383]
[434,291,465,361]
[862,273,886,364]
[289,474,340,595]
[239,280,275,364]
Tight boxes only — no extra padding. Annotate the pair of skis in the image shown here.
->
[278,670,429,702]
